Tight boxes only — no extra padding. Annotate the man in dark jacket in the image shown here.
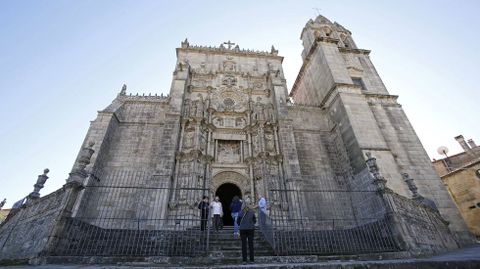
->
[198,196,209,231]
[237,203,256,263]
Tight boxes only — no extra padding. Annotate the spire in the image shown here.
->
[314,14,332,25]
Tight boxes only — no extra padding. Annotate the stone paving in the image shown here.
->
[2,244,480,268]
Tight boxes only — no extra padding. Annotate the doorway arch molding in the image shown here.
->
[211,171,250,197]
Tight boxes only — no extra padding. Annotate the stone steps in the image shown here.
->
[205,226,275,261]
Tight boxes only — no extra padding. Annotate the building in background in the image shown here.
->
[0,210,10,224]
[433,135,480,238]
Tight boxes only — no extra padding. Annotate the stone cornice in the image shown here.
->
[320,83,362,108]
[176,47,284,62]
[365,93,400,106]
[338,47,371,55]
[117,93,170,103]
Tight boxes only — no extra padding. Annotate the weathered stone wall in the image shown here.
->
[0,188,68,260]
[390,192,459,253]
[289,106,331,180]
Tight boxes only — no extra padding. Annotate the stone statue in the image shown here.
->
[255,103,265,121]
[266,104,274,121]
[196,99,204,118]
[120,84,127,95]
[67,142,95,185]
[183,99,191,117]
[190,101,197,117]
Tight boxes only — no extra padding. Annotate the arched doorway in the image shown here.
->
[215,183,242,226]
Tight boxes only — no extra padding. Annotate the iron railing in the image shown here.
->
[53,169,211,257]
[257,188,399,255]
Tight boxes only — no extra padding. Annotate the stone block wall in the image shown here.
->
[0,188,68,260]
[367,96,473,244]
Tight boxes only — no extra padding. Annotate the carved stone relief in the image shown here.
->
[183,130,194,149]
[211,87,247,112]
[265,132,275,152]
[222,75,237,87]
[223,60,236,72]
[217,140,241,163]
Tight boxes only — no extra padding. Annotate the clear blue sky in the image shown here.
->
[1,0,479,208]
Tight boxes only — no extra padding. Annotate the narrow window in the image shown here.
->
[352,77,367,91]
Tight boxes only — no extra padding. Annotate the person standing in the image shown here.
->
[237,203,256,264]
[258,196,267,226]
[211,196,223,232]
[229,195,242,236]
[198,196,209,231]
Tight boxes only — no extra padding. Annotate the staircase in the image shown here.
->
[207,226,275,264]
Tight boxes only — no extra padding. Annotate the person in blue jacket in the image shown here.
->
[229,195,242,236]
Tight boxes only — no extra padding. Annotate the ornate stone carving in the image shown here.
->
[212,171,249,196]
[27,168,50,202]
[223,60,236,72]
[402,172,439,213]
[183,131,194,149]
[210,87,248,112]
[365,152,386,193]
[67,141,95,186]
[265,133,275,152]
[222,75,237,87]
[218,140,241,163]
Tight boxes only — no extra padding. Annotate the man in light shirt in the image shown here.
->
[211,196,223,232]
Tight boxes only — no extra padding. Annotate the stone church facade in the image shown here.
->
[0,15,474,263]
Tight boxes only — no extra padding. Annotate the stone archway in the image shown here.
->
[212,171,251,225]
[211,171,250,196]
[215,183,242,226]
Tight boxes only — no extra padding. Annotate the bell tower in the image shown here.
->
[290,15,473,243]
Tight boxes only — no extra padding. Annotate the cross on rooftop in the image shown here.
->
[223,40,236,49]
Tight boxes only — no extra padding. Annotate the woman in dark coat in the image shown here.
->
[198,196,209,231]
[237,203,256,264]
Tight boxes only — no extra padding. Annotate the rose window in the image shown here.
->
[223,98,235,107]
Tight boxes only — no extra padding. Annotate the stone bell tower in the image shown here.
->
[290,15,472,243]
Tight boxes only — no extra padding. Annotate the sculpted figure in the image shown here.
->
[196,99,204,118]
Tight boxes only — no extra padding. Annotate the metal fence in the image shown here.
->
[53,169,211,257]
[258,187,399,255]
